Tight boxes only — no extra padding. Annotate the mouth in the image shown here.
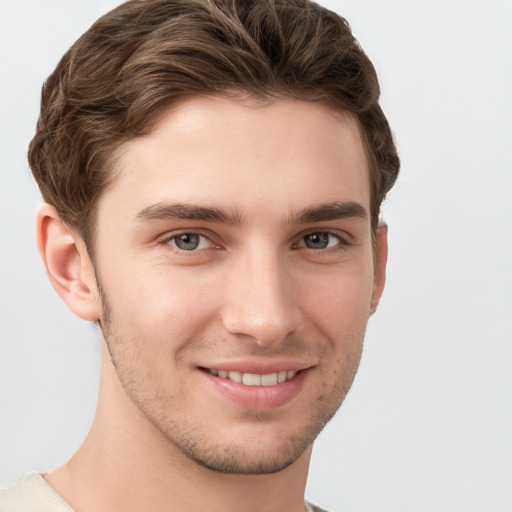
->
[197,362,312,410]
[200,367,299,386]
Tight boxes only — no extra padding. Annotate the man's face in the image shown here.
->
[91,96,384,474]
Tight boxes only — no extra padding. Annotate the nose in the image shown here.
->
[220,249,303,347]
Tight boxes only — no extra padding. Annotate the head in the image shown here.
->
[30,0,399,476]
[28,0,398,253]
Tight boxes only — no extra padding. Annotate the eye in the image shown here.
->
[167,233,212,251]
[298,232,342,250]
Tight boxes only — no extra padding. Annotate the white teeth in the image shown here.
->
[242,373,261,386]
[228,371,242,383]
[210,369,298,386]
[261,373,278,386]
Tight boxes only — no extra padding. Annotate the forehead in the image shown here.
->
[100,96,370,222]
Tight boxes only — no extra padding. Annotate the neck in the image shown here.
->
[45,346,312,512]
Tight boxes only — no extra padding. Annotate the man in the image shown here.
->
[0,0,399,510]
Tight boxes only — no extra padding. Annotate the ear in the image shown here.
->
[36,204,101,322]
[370,222,388,315]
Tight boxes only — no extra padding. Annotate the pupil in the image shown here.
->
[306,232,328,249]
[176,233,200,250]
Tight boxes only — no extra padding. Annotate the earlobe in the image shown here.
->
[37,204,101,322]
[370,222,388,315]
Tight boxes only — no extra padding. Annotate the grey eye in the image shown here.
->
[301,232,340,249]
[171,233,202,250]
[304,233,329,249]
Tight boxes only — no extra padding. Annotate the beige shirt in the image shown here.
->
[0,473,329,512]
[0,474,74,512]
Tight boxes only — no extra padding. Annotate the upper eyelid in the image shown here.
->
[159,228,215,242]
[296,231,346,247]
[295,228,351,243]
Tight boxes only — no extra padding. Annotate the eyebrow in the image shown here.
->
[135,200,368,226]
[290,201,369,224]
[135,202,242,224]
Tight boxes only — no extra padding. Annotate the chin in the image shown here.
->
[162,403,339,476]
[180,435,308,475]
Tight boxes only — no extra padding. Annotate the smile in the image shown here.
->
[206,368,298,386]
[199,365,310,409]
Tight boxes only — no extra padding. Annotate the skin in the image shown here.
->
[37,96,387,512]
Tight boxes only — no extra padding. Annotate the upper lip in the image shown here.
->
[197,358,314,375]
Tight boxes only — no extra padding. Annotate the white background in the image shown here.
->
[1,1,511,511]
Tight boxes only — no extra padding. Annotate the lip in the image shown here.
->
[197,358,312,375]
[198,362,312,410]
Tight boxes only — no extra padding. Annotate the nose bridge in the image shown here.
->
[221,243,301,345]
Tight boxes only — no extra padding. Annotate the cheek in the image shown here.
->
[101,263,222,347]
[300,266,374,340]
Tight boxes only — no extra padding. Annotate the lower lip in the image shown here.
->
[200,369,309,410]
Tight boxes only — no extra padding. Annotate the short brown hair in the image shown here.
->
[28,0,399,248]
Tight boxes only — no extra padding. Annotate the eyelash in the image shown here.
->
[163,232,216,253]
[294,232,347,250]
[160,230,349,254]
